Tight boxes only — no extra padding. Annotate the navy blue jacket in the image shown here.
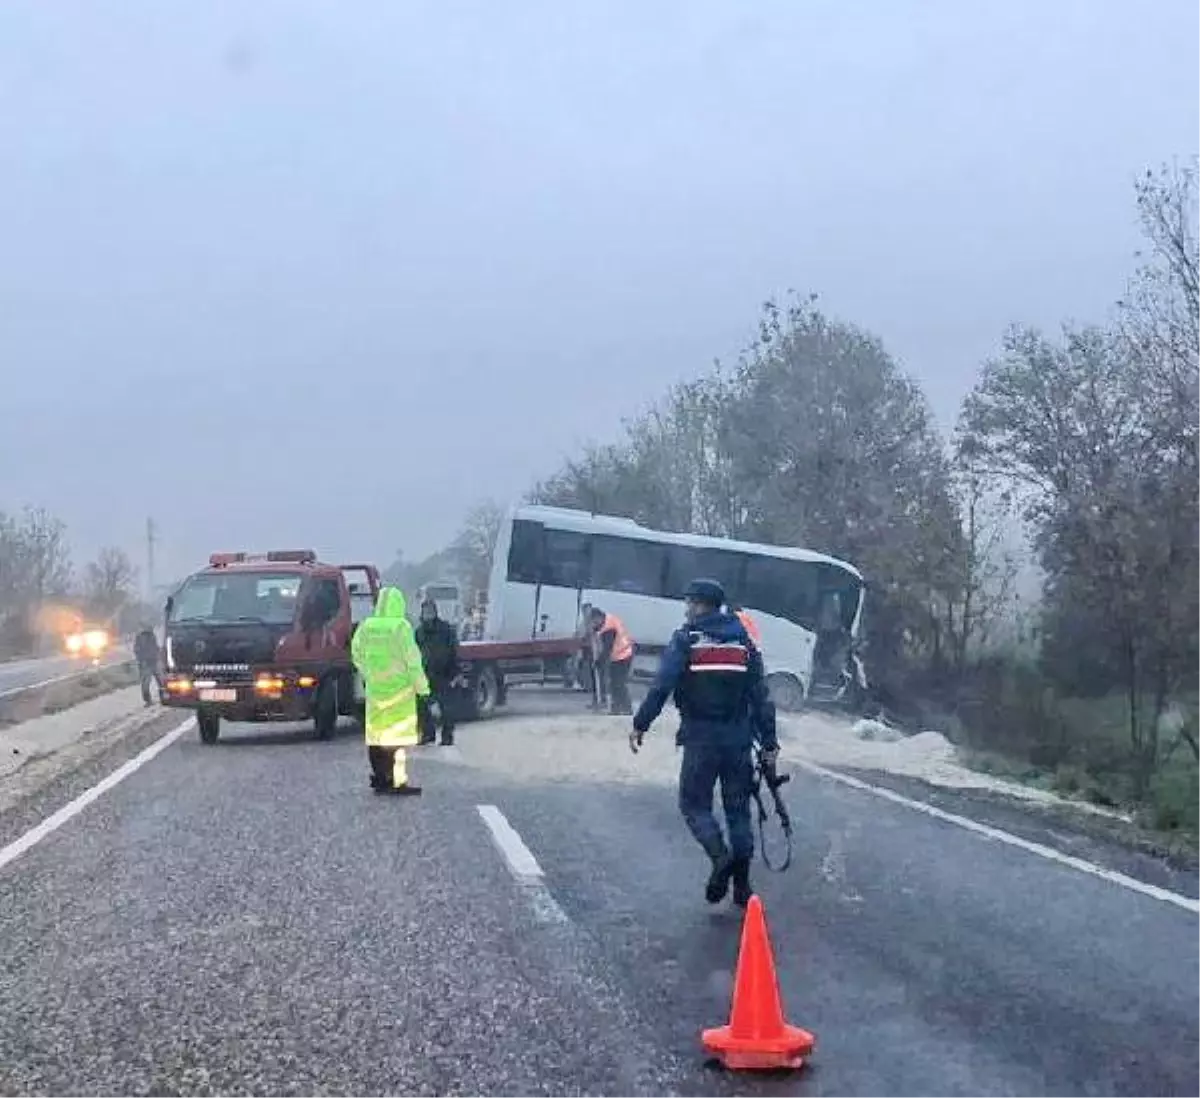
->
[632,610,778,750]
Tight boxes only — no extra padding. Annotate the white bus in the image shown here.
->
[484,504,867,710]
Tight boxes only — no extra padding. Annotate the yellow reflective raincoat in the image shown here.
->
[351,587,429,748]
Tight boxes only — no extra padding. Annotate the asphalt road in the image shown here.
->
[0,692,1196,1097]
[0,650,129,696]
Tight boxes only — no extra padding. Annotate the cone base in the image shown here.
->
[701,1023,815,1071]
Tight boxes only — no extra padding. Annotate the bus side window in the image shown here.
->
[507,519,544,584]
[591,536,665,596]
[662,545,745,601]
[544,530,591,588]
[743,557,819,629]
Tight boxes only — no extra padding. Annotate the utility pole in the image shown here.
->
[146,517,157,602]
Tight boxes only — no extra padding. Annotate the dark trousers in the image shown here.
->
[678,740,754,861]
[418,679,456,744]
[588,651,607,708]
[606,658,632,715]
[368,745,397,787]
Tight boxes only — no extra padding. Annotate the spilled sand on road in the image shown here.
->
[456,702,1127,819]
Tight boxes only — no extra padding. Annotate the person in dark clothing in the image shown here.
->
[629,578,778,907]
[133,626,160,707]
[589,605,634,715]
[415,597,460,746]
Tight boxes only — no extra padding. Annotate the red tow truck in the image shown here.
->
[160,549,380,745]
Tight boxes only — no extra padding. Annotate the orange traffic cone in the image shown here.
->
[701,894,815,1071]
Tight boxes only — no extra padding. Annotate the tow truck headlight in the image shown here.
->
[166,678,193,694]
[65,634,83,653]
[84,630,109,652]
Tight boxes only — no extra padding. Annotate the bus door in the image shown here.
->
[535,527,591,640]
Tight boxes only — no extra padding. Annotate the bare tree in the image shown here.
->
[449,499,505,599]
[0,508,73,654]
[959,319,1198,779]
[84,547,138,621]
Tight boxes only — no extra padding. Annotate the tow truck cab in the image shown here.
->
[160,549,381,745]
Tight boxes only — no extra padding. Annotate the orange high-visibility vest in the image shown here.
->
[735,609,762,647]
[602,613,634,663]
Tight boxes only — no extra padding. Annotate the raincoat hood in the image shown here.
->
[375,586,407,619]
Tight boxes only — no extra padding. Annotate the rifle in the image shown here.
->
[750,744,793,872]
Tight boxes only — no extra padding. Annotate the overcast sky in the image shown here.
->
[1,0,1196,586]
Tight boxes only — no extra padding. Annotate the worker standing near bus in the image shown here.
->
[576,602,599,703]
[628,578,778,907]
[351,586,429,795]
[589,605,634,715]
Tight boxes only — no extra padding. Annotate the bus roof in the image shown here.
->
[511,504,864,582]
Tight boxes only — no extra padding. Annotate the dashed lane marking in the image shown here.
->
[477,803,569,924]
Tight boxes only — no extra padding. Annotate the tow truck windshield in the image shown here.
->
[168,572,303,627]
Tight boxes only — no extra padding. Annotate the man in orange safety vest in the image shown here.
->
[588,605,634,715]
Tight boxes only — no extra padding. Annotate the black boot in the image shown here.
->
[390,782,423,796]
[705,850,734,904]
[731,857,753,907]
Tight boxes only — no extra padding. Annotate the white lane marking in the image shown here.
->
[793,758,1200,915]
[0,717,193,874]
[477,803,543,878]
[476,804,568,924]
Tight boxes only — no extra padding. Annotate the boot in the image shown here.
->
[731,857,753,907]
[705,850,734,904]
[390,783,423,796]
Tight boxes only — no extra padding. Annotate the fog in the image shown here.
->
[1,0,1196,581]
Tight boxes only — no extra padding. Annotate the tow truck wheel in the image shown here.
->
[473,665,499,719]
[198,710,221,745]
[314,678,338,740]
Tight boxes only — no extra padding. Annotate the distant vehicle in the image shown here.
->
[64,623,111,665]
[159,549,381,745]
[417,581,463,628]
[484,504,868,710]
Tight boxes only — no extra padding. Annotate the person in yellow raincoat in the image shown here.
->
[351,586,429,795]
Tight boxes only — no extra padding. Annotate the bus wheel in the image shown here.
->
[474,666,499,719]
[767,673,806,713]
[198,710,221,745]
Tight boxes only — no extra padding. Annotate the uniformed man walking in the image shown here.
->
[351,586,429,795]
[629,578,778,906]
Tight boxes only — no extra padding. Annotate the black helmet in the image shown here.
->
[683,577,725,607]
